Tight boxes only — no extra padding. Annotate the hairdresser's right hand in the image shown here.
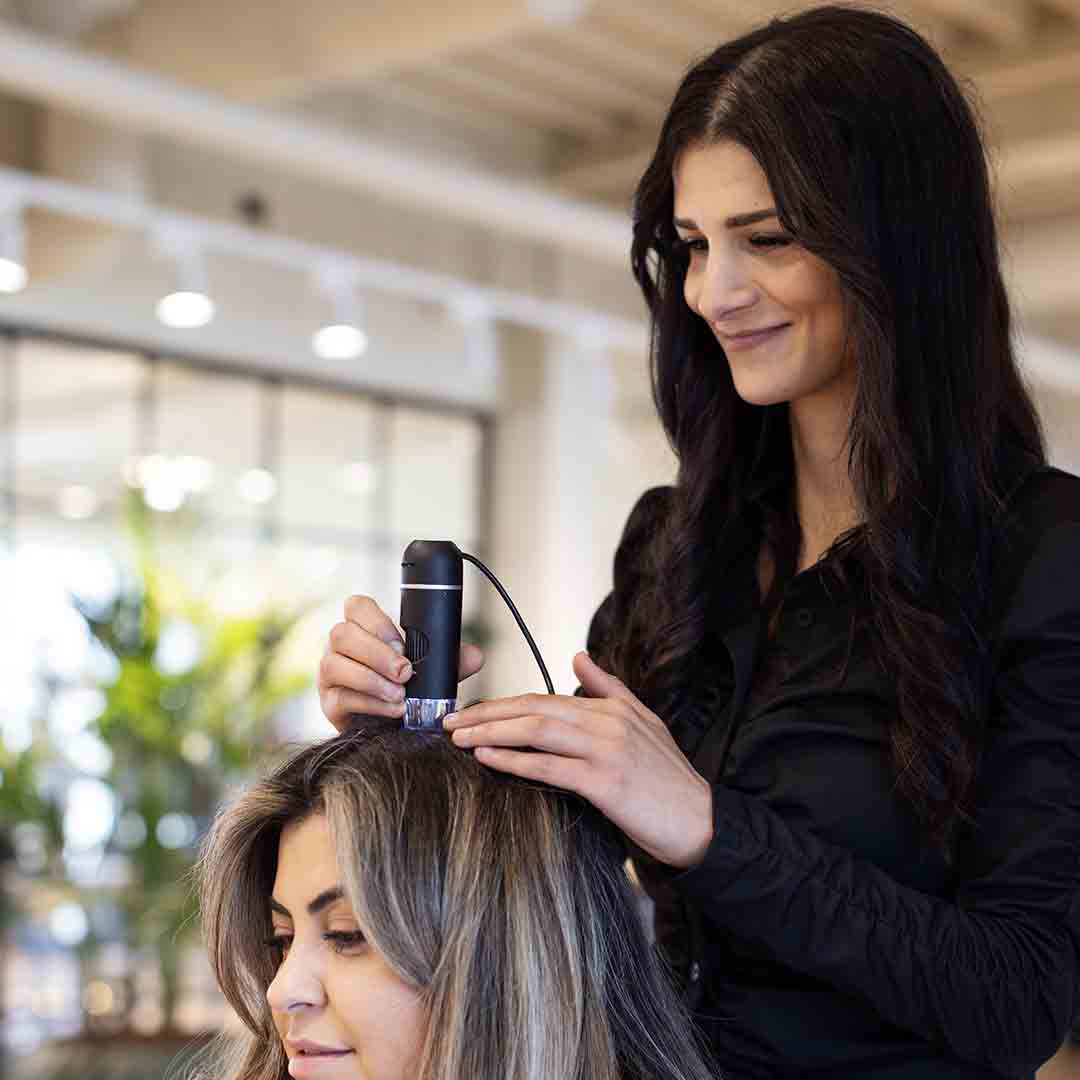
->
[319,594,485,734]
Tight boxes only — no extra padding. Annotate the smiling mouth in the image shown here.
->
[716,322,788,337]
[713,323,791,349]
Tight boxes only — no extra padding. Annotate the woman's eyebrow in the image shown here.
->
[674,208,779,230]
[269,886,344,918]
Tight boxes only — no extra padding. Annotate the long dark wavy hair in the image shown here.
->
[616,5,1046,862]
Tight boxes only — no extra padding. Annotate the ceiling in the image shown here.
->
[64,0,1080,222]
[1,0,1079,346]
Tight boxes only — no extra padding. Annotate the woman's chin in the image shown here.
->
[731,380,796,407]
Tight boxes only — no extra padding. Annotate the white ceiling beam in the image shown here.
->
[589,3,732,62]
[550,22,683,90]
[403,62,623,141]
[554,132,652,197]
[362,81,539,143]
[0,25,630,265]
[0,164,648,351]
[84,0,562,102]
[487,43,667,124]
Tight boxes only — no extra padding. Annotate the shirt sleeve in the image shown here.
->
[669,520,1080,1076]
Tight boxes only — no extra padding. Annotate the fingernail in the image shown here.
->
[396,659,412,680]
[390,639,405,655]
[442,713,457,729]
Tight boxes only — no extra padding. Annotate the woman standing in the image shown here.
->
[319,7,1080,1077]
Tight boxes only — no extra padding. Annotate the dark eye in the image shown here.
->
[262,930,366,963]
[671,236,705,257]
[325,930,366,953]
[750,234,792,249]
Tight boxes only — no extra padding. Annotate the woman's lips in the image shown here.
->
[716,323,791,351]
[287,1050,356,1077]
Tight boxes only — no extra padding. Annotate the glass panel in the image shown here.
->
[385,405,484,633]
[277,383,385,541]
[12,338,142,531]
[154,361,262,533]
[0,334,13,539]
[1,333,487,1065]
[387,405,482,552]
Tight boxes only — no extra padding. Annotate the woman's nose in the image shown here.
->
[267,951,326,1013]
[690,250,758,324]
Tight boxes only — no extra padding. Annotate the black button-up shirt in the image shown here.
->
[579,449,1080,1079]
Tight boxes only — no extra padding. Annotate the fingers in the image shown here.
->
[571,650,648,716]
[338,594,484,683]
[319,651,406,702]
[344,593,406,650]
[450,713,590,757]
[321,594,486,732]
[323,619,412,692]
[444,691,607,730]
[468,746,593,797]
[320,598,413,730]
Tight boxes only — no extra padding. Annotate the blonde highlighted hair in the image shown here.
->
[191,720,719,1080]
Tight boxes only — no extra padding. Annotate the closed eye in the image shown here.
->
[263,930,366,960]
[749,234,792,248]
[672,234,792,256]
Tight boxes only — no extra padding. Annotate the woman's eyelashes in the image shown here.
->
[672,233,792,255]
[263,929,367,961]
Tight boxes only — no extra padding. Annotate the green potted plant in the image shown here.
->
[5,489,314,1079]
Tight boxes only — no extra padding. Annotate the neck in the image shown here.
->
[788,386,860,557]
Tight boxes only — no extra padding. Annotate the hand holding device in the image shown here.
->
[318,593,484,735]
[319,538,552,734]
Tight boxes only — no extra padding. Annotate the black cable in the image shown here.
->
[461,551,555,694]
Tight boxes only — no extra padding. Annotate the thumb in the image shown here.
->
[572,651,631,700]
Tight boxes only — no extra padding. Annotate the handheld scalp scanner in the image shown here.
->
[400,540,555,732]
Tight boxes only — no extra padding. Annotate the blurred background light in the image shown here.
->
[63,778,117,851]
[312,322,368,360]
[237,467,277,504]
[156,289,215,329]
[49,902,90,947]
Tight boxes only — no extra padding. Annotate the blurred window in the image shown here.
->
[0,331,486,1062]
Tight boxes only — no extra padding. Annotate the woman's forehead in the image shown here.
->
[272,815,342,907]
[673,141,773,221]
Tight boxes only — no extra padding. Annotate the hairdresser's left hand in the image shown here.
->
[442,651,714,869]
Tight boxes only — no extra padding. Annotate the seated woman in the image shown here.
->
[193,718,720,1080]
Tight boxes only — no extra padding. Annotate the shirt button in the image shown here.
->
[796,607,813,628]
[689,961,701,983]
